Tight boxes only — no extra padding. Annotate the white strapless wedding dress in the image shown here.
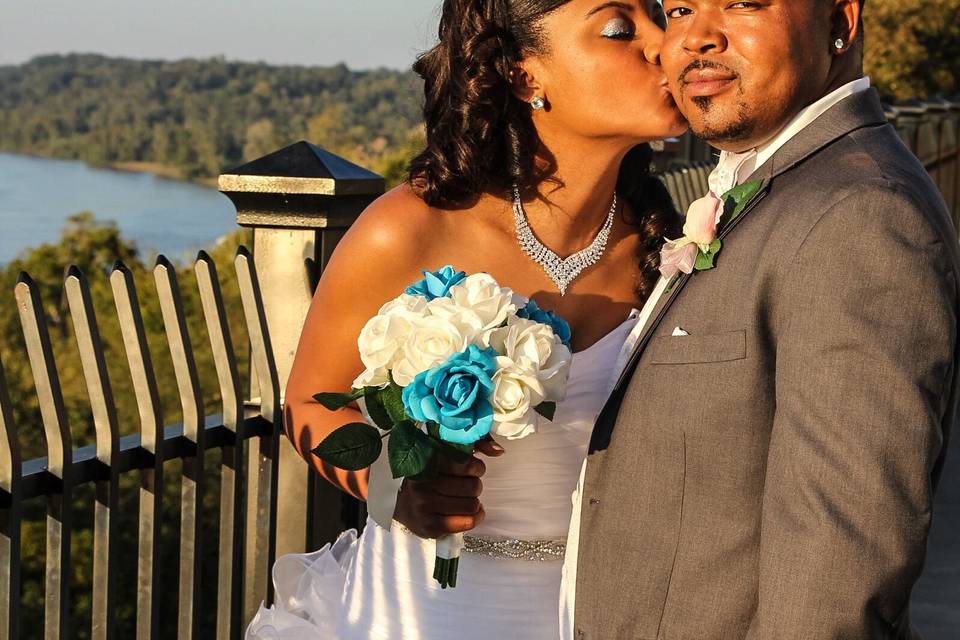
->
[246,308,645,640]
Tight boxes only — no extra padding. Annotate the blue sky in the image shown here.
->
[0,0,441,69]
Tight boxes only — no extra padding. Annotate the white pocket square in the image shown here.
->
[672,327,690,337]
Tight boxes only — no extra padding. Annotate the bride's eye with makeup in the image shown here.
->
[600,17,635,39]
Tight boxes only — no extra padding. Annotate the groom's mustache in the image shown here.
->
[679,59,740,86]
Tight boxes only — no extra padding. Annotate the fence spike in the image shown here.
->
[196,251,247,640]
[15,274,73,640]
[110,262,163,640]
[65,265,119,640]
[154,256,205,640]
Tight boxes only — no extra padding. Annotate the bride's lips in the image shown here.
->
[682,69,737,98]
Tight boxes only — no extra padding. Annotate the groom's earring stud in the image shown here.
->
[834,38,845,51]
[531,96,545,110]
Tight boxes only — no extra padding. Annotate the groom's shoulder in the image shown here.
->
[776,122,956,251]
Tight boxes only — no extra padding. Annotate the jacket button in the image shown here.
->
[576,629,586,639]
[588,498,600,505]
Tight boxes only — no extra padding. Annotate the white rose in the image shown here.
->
[488,317,556,368]
[423,296,484,343]
[391,315,473,387]
[490,355,546,440]
[379,293,428,319]
[357,312,412,373]
[488,317,572,401]
[353,366,389,389]
[448,273,517,333]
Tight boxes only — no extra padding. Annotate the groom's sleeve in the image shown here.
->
[748,185,958,638]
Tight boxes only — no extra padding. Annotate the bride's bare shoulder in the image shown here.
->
[320,183,443,295]
[344,183,440,252]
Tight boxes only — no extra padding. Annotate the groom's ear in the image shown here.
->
[831,0,863,51]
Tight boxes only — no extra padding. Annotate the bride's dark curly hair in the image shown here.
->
[407,0,680,300]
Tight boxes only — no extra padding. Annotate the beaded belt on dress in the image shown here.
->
[462,535,566,561]
[394,522,566,561]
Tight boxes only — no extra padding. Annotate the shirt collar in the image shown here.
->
[709,76,872,195]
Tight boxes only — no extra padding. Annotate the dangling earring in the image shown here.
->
[530,96,545,110]
[834,38,845,51]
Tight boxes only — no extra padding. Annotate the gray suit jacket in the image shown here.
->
[575,88,960,639]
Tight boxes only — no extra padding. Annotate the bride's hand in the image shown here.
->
[393,437,504,539]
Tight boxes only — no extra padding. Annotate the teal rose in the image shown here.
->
[518,299,572,349]
[401,344,497,445]
[404,265,467,301]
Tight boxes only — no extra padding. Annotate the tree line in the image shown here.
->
[0,53,426,185]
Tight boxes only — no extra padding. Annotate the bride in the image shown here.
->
[247,0,686,637]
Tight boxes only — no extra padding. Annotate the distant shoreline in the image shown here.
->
[0,150,219,189]
[109,160,219,189]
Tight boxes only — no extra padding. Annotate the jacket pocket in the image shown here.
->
[647,329,747,365]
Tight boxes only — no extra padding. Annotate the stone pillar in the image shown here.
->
[219,141,384,558]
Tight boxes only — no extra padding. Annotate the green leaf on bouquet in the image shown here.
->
[388,421,435,478]
[408,450,440,482]
[362,387,395,431]
[426,422,474,463]
[719,179,764,228]
[534,401,557,422]
[311,422,382,470]
[382,380,408,423]
[313,388,366,411]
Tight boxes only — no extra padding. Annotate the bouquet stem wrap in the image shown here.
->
[433,532,465,589]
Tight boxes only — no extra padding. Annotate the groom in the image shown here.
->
[569,0,960,638]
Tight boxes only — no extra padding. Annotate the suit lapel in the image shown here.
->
[612,183,770,396]
[588,184,769,453]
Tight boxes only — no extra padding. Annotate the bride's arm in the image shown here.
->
[284,187,496,539]
[284,189,426,500]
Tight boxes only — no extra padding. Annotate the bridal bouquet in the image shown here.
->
[312,266,573,588]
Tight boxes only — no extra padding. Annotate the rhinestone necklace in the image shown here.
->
[513,187,617,296]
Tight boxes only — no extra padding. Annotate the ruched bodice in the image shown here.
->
[475,310,641,540]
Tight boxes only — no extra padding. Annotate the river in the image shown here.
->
[0,152,236,265]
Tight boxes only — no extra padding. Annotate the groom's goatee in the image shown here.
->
[679,59,755,144]
[694,104,756,144]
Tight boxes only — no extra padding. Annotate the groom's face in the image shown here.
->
[660,0,837,152]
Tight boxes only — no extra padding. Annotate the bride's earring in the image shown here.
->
[530,96,545,110]
[834,38,845,51]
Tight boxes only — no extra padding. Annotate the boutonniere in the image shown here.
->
[659,179,764,280]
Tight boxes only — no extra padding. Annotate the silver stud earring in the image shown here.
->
[530,96,545,110]
[834,38,845,50]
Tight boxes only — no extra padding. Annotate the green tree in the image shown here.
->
[243,118,277,161]
[864,0,960,100]
[0,54,424,182]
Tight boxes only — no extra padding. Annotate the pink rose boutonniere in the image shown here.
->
[659,180,764,280]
